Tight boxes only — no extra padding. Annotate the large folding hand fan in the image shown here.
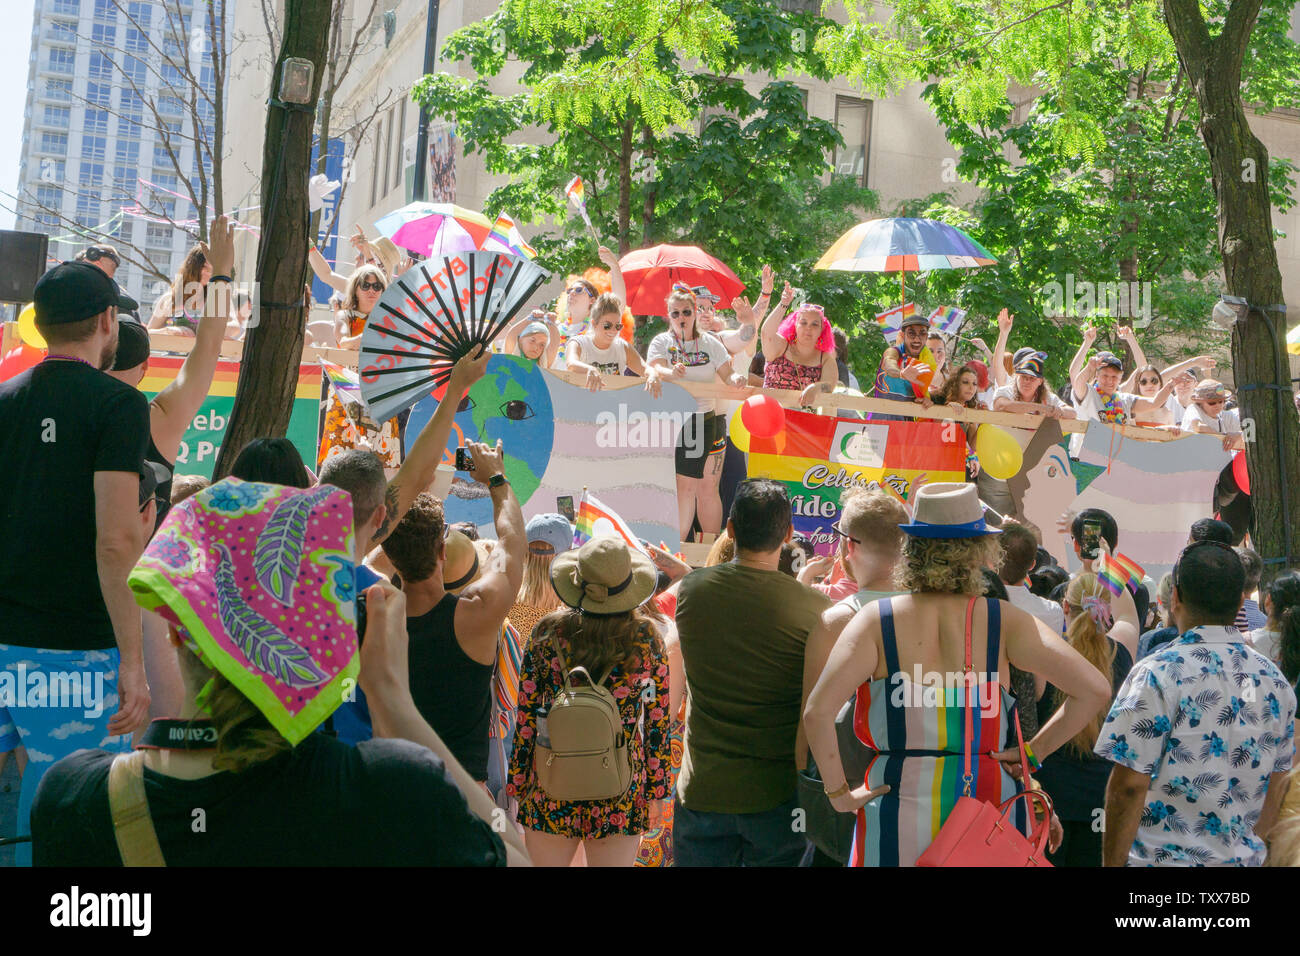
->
[358,252,550,423]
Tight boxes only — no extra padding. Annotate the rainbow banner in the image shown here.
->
[140,357,321,479]
[874,302,915,344]
[488,212,538,259]
[928,305,968,337]
[746,409,968,555]
[573,489,648,554]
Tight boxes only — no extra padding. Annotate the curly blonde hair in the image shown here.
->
[897,534,1001,595]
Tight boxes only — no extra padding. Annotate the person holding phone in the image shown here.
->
[1067,508,1143,656]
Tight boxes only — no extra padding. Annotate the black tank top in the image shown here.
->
[407,592,492,781]
[147,433,174,532]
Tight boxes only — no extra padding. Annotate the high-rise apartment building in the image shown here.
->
[13,0,225,310]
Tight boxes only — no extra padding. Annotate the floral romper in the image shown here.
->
[507,621,672,839]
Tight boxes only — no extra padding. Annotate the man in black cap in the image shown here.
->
[1067,325,1173,457]
[870,312,935,421]
[0,259,153,864]
[74,242,141,321]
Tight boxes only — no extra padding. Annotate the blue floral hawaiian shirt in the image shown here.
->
[1094,626,1296,866]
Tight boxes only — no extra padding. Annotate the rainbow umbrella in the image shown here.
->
[374,202,528,258]
[814,217,997,305]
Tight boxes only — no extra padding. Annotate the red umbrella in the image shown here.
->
[618,243,746,313]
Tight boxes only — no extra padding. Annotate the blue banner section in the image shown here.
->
[310,137,346,305]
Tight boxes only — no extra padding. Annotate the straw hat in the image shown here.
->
[550,536,656,615]
[898,482,1002,539]
[1192,379,1232,402]
[372,237,401,277]
[443,529,479,592]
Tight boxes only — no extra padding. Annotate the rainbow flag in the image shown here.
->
[565,175,593,228]
[928,305,968,337]
[875,302,915,344]
[488,212,537,259]
[1110,551,1145,592]
[573,490,648,554]
[1097,554,1128,596]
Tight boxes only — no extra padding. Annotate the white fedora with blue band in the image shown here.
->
[898,482,1002,539]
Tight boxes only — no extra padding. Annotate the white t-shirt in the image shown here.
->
[1070,385,1139,457]
[1181,403,1241,434]
[647,331,731,414]
[1248,627,1282,663]
[1166,393,1190,421]
[1005,584,1066,636]
[569,334,630,376]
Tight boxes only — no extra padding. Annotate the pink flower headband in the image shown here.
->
[778,304,834,352]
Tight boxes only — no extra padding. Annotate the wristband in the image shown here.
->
[209,275,233,285]
[824,780,850,799]
[1023,743,1042,772]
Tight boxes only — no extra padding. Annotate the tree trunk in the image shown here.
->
[640,124,656,249]
[1164,0,1300,580]
[617,116,634,254]
[213,0,332,479]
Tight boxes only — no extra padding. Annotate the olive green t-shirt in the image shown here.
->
[675,562,831,814]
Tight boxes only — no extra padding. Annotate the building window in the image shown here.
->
[832,95,872,186]
[40,131,68,154]
[42,106,71,129]
[370,118,383,207]
[122,55,147,85]
[89,52,114,80]
[78,161,105,187]
[84,109,110,135]
[49,19,78,44]
[125,27,148,53]
[86,82,113,107]
[45,78,73,102]
[92,0,116,22]
[116,140,141,165]
[383,106,396,196]
[36,185,64,211]
[146,223,171,247]
[47,48,76,75]
[91,23,116,46]
[126,2,151,26]
[83,135,107,162]
[394,98,407,187]
[51,0,81,15]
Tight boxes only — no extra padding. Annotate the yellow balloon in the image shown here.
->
[729,404,752,453]
[974,424,1023,481]
[17,303,45,349]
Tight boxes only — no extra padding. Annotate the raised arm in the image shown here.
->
[1160,354,1215,381]
[308,244,349,294]
[542,315,561,368]
[1069,326,1098,402]
[368,349,489,552]
[453,440,527,664]
[1117,325,1147,380]
[151,215,235,462]
[991,309,1013,386]
[760,281,794,362]
[597,245,627,304]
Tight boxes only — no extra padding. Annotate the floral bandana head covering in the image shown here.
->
[129,478,359,745]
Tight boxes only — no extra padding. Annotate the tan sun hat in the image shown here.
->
[1192,379,1232,403]
[897,482,1001,539]
[442,529,479,592]
[373,236,402,278]
[550,536,657,615]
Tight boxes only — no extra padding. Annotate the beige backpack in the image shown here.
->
[533,633,632,802]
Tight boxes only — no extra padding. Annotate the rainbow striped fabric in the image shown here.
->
[488,212,537,259]
[1097,553,1131,596]
[928,305,967,336]
[565,175,593,228]
[572,490,648,553]
[492,620,522,744]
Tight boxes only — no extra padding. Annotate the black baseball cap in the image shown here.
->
[112,318,152,371]
[33,261,136,326]
[1095,351,1124,371]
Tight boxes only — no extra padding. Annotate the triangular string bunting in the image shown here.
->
[359,252,551,423]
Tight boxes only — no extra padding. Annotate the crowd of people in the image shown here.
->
[3,210,1300,871]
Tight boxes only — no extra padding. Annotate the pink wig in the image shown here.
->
[778,304,834,352]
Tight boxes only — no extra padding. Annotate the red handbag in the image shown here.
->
[915,597,1054,867]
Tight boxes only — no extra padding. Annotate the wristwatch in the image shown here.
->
[487,473,509,489]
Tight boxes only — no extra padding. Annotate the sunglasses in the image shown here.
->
[1202,399,1226,407]
[595,321,620,332]
[139,493,163,514]
[84,247,120,268]
[830,521,859,544]
[1138,378,1160,386]
[358,280,384,292]
[669,308,694,318]
[567,286,592,297]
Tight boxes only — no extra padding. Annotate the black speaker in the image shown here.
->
[0,230,50,304]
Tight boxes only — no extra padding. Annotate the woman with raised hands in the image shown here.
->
[760,282,839,407]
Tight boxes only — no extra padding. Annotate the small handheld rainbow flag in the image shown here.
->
[565,176,592,228]
[874,302,915,344]
[572,489,648,554]
[928,305,968,337]
[1110,551,1145,592]
[488,212,537,259]
[1097,553,1128,596]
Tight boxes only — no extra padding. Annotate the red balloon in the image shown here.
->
[0,343,42,382]
[1232,449,1250,495]
[740,394,786,439]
